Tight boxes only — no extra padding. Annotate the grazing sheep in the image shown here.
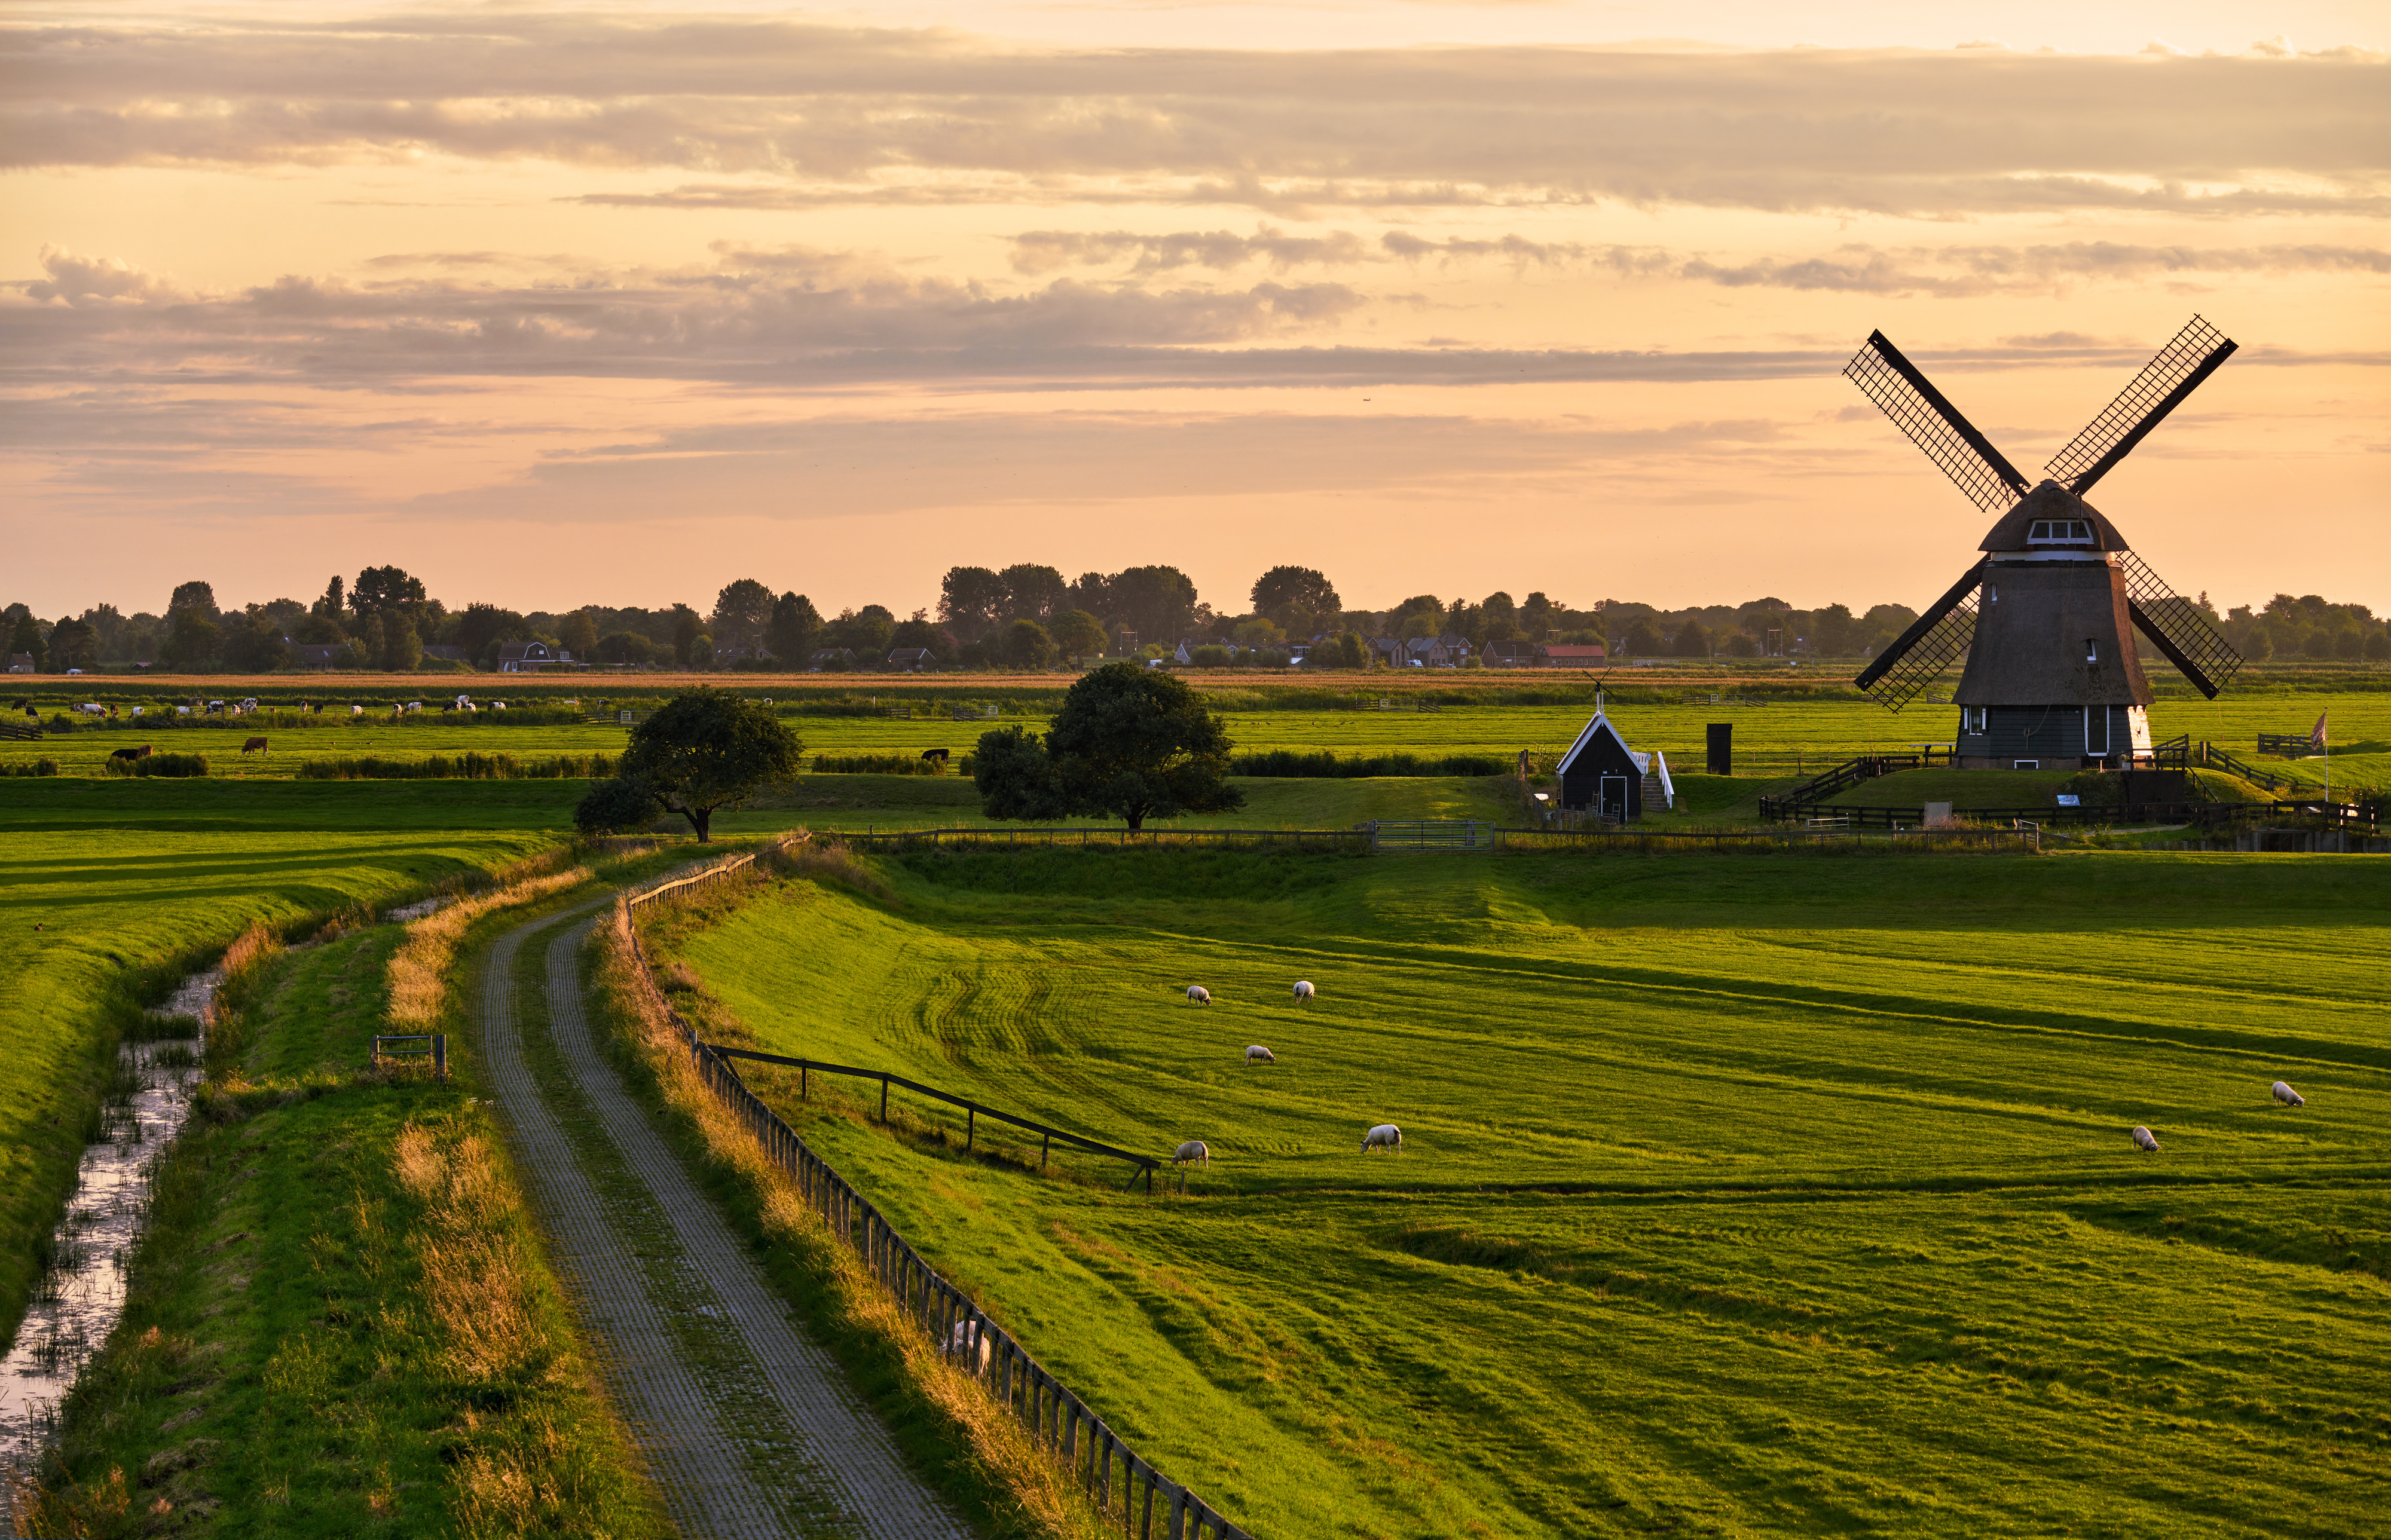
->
[1245,1045,1276,1065]
[1292,980,1315,1003]
[944,1318,992,1371]
[1362,1123,1402,1153]
[1185,985,1210,1005]
[2271,1080,2306,1108]
[2131,1125,2160,1153]
[1173,1140,1209,1166]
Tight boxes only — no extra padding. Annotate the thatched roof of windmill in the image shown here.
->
[1956,560,2153,706]
[1979,482,2131,552]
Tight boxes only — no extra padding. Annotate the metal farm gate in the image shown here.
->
[1367,819,1493,852]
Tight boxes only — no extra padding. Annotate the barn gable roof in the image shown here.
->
[1555,712,1649,777]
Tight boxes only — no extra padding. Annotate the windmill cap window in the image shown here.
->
[2026,518,2097,546]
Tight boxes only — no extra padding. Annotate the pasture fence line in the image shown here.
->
[835,825,1369,853]
[1496,825,2043,853]
[618,850,1255,1540]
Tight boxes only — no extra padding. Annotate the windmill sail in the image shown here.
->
[1855,565,1984,711]
[2118,551,2242,700]
[2046,316,2237,495]
[1844,332,2031,513]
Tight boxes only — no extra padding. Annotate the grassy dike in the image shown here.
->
[16,855,675,1539]
[579,844,1106,1540]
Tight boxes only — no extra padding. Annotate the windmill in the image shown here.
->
[1843,316,2245,769]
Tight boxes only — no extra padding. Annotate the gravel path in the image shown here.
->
[478,904,973,1540]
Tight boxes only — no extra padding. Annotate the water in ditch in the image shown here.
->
[0,968,218,1514]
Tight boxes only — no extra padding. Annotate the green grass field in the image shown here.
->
[0,785,564,1363]
[643,846,2391,1538]
[8,690,2389,788]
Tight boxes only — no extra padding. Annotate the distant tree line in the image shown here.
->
[8,567,2386,675]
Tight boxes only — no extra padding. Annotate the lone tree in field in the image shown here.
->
[605,687,802,841]
[972,662,1242,831]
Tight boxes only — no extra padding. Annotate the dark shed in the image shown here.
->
[1555,712,1646,820]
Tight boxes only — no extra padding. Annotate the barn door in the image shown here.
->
[1601,774,1627,821]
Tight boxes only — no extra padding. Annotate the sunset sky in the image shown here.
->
[4,0,2385,622]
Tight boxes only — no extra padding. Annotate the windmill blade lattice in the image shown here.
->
[1844,332,2031,514]
[2046,316,2237,495]
[1855,565,1984,711]
[2118,551,2243,700]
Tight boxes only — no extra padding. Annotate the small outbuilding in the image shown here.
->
[1554,711,1669,821]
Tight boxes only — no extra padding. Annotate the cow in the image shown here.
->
[108,744,153,764]
[241,736,269,756]
[921,748,950,764]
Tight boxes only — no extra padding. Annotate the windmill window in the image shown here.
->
[2086,638,2099,662]
[2026,519,2096,546]
[1962,706,1987,733]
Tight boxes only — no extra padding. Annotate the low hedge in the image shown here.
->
[1229,750,1510,778]
[296,752,617,780]
[102,752,208,777]
[812,754,975,776]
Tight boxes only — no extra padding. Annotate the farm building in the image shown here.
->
[6,653,33,673]
[885,647,940,672]
[496,640,578,673]
[1554,711,1673,820]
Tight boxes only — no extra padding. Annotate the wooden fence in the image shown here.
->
[1368,819,1493,852]
[620,852,1255,1540]
[837,825,1367,852]
[1497,824,2043,853]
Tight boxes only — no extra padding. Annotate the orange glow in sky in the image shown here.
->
[4,1,2386,619]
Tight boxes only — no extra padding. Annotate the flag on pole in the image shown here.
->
[2312,712,2328,749]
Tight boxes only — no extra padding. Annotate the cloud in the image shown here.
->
[7,20,2384,215]
[1008,227,1374,274]
[19,245,187,305]
[1680,241,2391,296]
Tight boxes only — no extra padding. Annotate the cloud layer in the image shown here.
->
[8,19,2385,213]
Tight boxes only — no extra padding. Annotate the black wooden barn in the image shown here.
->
[1555,712,1650,821]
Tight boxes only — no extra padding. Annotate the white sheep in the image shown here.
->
[944,1318,992,1371]
[2271,1080,2306,1108]
[1362,1123,1403,1153]
[1292,980,1316,1003]
[1245,1045,1276,1066]
[1185,985,1210,1005]
[2131,1125,2160,1153]
[1173,1140,1210,1166]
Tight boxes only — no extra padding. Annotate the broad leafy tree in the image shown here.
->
[167,580,220,621]
[614,687,803,841]
[767,592,823,663]
[561,608,601,662]
[10,613,48,671]
[1003,619,1053,670]
[974,663,1242,831]
[574,776,663,835]
[671,604,703,666]
[1048,609,1106,663]
[1106,565,1198,648]
[998,564,1069,624]
[1250,565,1341,632]
[711,578,775,651]
[938,566,1007,634]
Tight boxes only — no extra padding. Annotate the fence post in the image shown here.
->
[433,1033,447,1080]
[880,1073,889,1123]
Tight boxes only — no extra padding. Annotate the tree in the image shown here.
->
[1335,631,1367,668]
[1004,619,1054,670]
[827,605,895,659]
[599,630,658,665]
[167,581,219,621]
[561,608,600,662]
[1723,630,1760,657]
[671,604,703,666]
[999,564,1069,624]
[10,613,48,671]
[614,688,803,842]
[1050,609,1107,663]
[220,611,288,672]
[381,611,424,672]
[768,592,823,663]
[574,776,663,835]
[1481,591,1518,643]
[1673,620,1713,657]
[1066,571,1111,619]
[161,607,219,671]
[1622,619,1664,656]
[690,633,716,670]
[47,616,99,672]
[1250,565,1340,631]
[974,664,1242,831]
[938,567,1008,634]
[1519,592,1554,639]
[711,578,775,651]
[349,566,427,616]
[2243,626,2274,661]
[312,575,345,620]
[891,613,954,656]
[1107,566,1198,647]
[454,602,527,667]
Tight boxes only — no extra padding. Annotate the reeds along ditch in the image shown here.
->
[811,753,974,776]
[1229,749,1509,777]
[96,752,208,777]
[386,861,591,1031]
[296,751,618,780]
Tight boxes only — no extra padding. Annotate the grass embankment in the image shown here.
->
[640,845,2391,1538]
[0,791,565,1366]
[17,858,674,1539]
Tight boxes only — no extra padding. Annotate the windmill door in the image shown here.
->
[2084,706,2110,757]
[1601,774,1628,821]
